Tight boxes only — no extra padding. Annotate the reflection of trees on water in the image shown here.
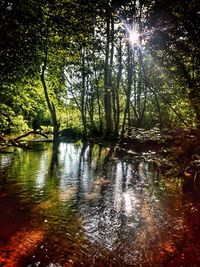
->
[0,142,187,265]
[73,145,164,250]
[75,142,88,206]
[49,141,59,176]
[74,143,112,206]
[36,143,166,253]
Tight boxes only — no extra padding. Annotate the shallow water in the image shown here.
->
[0,142,199,267]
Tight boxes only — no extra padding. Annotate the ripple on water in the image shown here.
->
[0,142,195,266]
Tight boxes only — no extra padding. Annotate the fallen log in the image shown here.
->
[0,131,48,152]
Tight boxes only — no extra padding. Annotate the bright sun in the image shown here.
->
[129,30,140,44]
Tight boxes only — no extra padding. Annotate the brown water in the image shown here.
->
[0,142,200,267]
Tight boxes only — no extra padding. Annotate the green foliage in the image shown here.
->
[0,0,199,136]
[0,78,51,133]
[0,0,44,85]
[0,104,29,133]
[11,115,30,133]
[146,0,200,125]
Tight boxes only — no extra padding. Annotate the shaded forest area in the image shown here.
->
[0,0,200,171]
[0,0,199,135]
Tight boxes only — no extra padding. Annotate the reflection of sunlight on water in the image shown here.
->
[81,155,185,256]
[81,163,92,191]
[114,162,139,217]
[138,162,148,183]
[113,162,124,212]
[123,189,139,217]
[0,142,189,266]
[0,155,12,168]
[35,153,49,190]
[59,143,81,183]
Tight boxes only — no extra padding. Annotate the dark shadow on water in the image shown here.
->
[49,140,59,176]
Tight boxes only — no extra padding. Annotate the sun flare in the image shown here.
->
[129,30,140,44]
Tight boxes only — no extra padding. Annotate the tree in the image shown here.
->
[1,0,199,136]
[146,0,200,127]
[0,0,43,85]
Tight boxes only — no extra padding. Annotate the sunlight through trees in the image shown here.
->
[0,0,199,136]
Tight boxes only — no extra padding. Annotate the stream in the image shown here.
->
[0,141,200,267]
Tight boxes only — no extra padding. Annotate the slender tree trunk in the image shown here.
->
[104,11,113,137]
[110,15,118,137]
[96,80,103,134]
[135,47,147,128]
[81,48,87,136]
[87,59,95,133]
[121,42,133,138]
[154,92,164,128]
[113,37,122,137]
[92,38,103,135]
[40,38,60,144]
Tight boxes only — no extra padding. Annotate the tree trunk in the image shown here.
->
[113,37,122,137]
[41,38,60,144]
[121,42,133,138]
[96,78,103,134]
[154,92,164,128]
[80,48,87,136]
[104,10,113,137]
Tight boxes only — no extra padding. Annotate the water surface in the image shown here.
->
[0,142,199,266]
